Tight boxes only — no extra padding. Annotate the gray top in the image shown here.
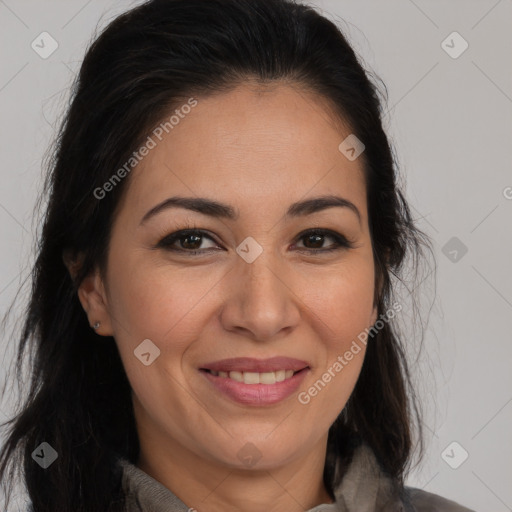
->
[117,443,477,512]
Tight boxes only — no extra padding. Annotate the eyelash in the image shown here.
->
[156,228,354,255]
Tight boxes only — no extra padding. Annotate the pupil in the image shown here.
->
[305,234,323,248]
[183,234,201,249]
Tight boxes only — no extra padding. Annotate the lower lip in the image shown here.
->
[200,368,309,406]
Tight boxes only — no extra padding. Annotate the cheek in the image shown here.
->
[304,259,376,337]
[298,261,373,404]
[106,252,221,347]
[297,272,372,425]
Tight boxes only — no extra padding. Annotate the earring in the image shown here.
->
[92,321,101,330]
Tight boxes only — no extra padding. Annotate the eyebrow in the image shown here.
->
[139,194,361,226]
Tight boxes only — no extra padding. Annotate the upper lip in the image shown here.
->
[200,357,310,373]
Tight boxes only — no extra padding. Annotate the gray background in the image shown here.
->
[1,1,511,510]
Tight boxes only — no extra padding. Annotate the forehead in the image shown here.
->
[117,82,367,223]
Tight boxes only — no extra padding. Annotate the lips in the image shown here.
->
[199,356,311,405]
[200,366,309,405]
[200,356,310,373]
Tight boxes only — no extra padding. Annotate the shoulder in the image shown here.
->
[404,486,477,512]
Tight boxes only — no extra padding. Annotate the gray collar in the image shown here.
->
[118,443,408,512]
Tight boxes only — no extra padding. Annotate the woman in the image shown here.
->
[0,0,476,510]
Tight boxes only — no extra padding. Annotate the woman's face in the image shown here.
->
[90,83,377,470]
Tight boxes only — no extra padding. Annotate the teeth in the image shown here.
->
[259,372,276,384]
[207,369,300,384]
[275,370,286,382]
[229,371,243,382]
[243,372,260,384]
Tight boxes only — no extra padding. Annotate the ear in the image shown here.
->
[63,250,113,336]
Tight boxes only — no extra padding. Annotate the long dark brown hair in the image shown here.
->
[0,0,434,510]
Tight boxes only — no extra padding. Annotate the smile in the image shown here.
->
[203,369,301,384]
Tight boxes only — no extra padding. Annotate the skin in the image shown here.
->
[69,82,379,512]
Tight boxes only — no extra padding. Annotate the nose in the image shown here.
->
[219,251,301,342]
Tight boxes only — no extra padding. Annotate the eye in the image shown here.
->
[156,229,221,254]
[293,229,354,254]
[156,227,354,256]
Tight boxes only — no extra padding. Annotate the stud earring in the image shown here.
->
[92,321,101,330]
